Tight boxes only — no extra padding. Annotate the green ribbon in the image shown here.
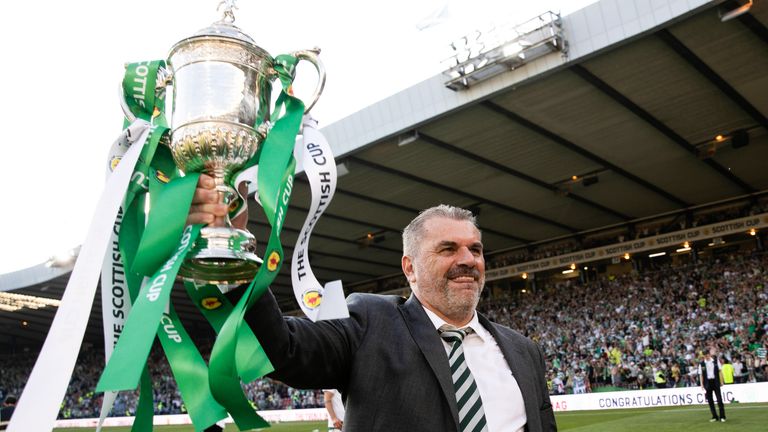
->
[100,124,216,429]
[157,305,228,429]
[207,55,305,430]
[255,54,302,225]
[105,59,236,431]
[97,223,201,391]
[105,60,170,431]
[116,200,154,432]
[208,160,297,431]
[184,282,273,382]
[104,60,229,431]
[119,162,230,431]
[133,370,154,431]
[123,61,164,122]
[132,173,200,275]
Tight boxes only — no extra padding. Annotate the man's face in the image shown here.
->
[402,217,485,324]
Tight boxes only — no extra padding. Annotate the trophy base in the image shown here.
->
[178,227,262,287]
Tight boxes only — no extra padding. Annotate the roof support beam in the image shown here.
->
[657,29,768,132]
[346,156,578,234]
[247,219,403,254]
[737,7,768,45]
[571,64,755,193]
[250,230,402,271]
[299,179,418,214]
[416,131,632,221]
[295,177,526,244]
[290,204,404,238]
[480,101,690,207]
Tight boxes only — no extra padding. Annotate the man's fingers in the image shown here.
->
[187,213,214,225]
[189,203,229,217]
[198,173,216,189]
[192,187,220,205]
[212,215,226,228]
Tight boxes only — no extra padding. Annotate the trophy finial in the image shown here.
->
[217,0,238,23]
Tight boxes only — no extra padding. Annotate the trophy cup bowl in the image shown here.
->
[160,19,324,286]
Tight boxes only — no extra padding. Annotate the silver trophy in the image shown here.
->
[122,1,325,285]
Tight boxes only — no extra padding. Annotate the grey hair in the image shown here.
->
[402,204,478,258]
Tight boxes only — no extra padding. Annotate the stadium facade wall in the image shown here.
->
[550,383,768,412]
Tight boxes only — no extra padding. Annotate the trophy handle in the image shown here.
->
[119,82,138,123]
[291,48,326,113]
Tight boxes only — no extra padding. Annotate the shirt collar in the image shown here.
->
[420,303,488,342]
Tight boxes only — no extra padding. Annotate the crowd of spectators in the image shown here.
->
[0,346,325,419]
[481,250,768,395]
[2,246,766,418]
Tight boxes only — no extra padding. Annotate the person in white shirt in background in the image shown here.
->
[571,369,588,394]
[323,389,345,431]
[732,356,745,383]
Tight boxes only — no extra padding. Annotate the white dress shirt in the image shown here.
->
[699,358,719,380]
[423,306,527,432]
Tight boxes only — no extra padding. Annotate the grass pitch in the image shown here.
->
[54,403,768,431]
[555,402,768,431]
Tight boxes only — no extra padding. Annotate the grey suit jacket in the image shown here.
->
[243,290,556,432]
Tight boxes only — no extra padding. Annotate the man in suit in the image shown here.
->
[191,176,556,431]
[699,349,726,422]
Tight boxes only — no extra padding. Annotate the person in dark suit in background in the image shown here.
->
[699,349,726,423]
[191,176,556,431]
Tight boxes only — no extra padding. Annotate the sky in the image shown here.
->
[0,0,597,274]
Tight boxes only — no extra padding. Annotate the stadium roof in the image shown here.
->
[3,0,767,349]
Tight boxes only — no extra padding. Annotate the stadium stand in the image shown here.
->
[1,240,766,418]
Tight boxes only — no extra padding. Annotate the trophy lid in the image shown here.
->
[168,1,272,68]
[191,20,256,45]
[191,0,255,45]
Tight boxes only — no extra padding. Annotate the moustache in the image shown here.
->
[445,266,481,280]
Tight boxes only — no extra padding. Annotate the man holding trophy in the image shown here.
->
[189,183,557,431]
[176,8,554,431]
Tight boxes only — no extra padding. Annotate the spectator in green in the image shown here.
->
[721,357,734,385]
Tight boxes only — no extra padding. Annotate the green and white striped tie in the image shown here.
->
[440,325,489,432]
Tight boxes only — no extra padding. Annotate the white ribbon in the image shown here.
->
[95,215,127,431]
[8,121,150,432]
[94,120,147,431]
[291,117,349,321]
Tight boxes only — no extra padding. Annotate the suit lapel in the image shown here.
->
[399,295,460,429]
[480,314,539,430]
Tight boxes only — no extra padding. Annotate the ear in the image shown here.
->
[402,255,416,283]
